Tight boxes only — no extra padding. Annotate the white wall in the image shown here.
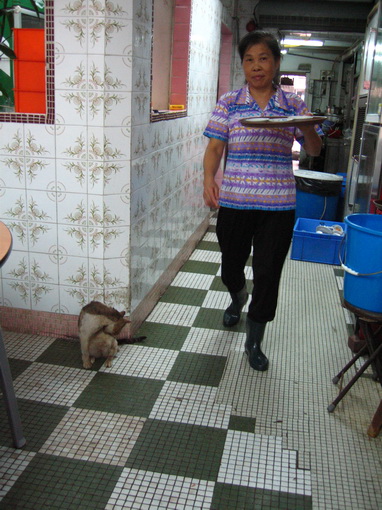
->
[0,0,235,336]
[1,2,135,325]
[281,52,341,111]
[128,0,235,314]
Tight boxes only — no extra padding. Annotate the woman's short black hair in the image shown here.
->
[238,30,281,63]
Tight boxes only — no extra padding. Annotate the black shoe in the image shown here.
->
[223,287,248,327]
[245,318,268,371]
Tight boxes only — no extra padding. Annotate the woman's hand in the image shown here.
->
[203,177,220,208]
[203,138,226,208]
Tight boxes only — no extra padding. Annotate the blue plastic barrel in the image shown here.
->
[343,214,382,313]
[294,170,343,221]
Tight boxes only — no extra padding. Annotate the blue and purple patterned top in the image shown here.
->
[203,85,321,211]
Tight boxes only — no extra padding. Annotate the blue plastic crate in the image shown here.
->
[291,218,346,265]
[337,172,347,198]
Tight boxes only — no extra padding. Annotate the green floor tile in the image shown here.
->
[0,453,122,510]
[196,240,220,252]
[125,419,227,480]
[261,490,312,510]
[73,372,164,417]
[135,322,190,350]
[0,399,69,450]
[211,483,258,510]
[36,338,104,370]
[159,285,207,306]
[210,275,229,292]
[167,351,227,386]
[9,358,32,379]
[193,307,247,331]
[180,259,220,275]
[210,275,253,293]
[211,483,312,510]
[228,415,256,433]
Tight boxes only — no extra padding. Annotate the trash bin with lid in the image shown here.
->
[293,169,343,221]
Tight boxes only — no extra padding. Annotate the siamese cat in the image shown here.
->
[78,301,145,369]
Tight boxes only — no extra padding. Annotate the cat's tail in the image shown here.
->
[117,336,146,344]
[56,334,146,344]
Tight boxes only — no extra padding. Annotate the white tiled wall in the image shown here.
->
[0,0,235,331]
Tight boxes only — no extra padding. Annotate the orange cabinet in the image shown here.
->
[13,28,46,113]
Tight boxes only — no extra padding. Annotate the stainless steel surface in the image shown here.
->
[361,6,379,99]
[366,17,382,122]
[351,123,382,212]
[347,156,360,211]
[346,4,382,215]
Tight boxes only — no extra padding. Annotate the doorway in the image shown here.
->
[280,73,307,101]
[281,73,307,167]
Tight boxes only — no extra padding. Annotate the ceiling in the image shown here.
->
[253,0,377,57]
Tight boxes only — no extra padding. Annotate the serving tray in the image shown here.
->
[240,115,327,128]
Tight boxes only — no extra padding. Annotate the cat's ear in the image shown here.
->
[121,311,126,317]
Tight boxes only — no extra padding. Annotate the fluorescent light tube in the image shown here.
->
[282,38,324,47]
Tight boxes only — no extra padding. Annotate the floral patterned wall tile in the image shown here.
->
[102,191,130,222]
[54,17,86,55]
[132,22,152,61]
[58,255,91,297]
[2,249,59,310]
[59,284,90,314]
[101,216,129,256]
[131,155,152,191]
[132,91,150,126]
[106,23,133,60]
[109,122,132,148]
[131,57,151,95]
[133,0,151,26]
[59,256,129,312]
[2,190,57,253]
[131,124,152,160]
[0,127,54,189]
[103,56,131,91]
[54,92,89,127]
[103,92,132,127]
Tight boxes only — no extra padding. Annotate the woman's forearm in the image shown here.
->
[203,138,226,208]
[301,125,323,157]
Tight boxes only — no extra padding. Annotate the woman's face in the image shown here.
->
[242,42,280,93]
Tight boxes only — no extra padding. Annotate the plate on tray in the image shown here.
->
[240,115,327,127]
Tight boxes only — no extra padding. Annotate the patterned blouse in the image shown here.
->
[203,85,322,211]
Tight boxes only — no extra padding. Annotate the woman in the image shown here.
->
[203,31,322,371]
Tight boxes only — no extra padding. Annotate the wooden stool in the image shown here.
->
[328,300,382,438]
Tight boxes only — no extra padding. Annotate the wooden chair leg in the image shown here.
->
[367,399,382,438]
[328,342,382,412]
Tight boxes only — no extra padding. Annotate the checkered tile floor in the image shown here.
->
[1,219,382,509]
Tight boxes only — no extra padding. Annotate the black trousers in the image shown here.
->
[216,207,295,323]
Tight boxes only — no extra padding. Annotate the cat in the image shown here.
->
[78,301,145,369]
